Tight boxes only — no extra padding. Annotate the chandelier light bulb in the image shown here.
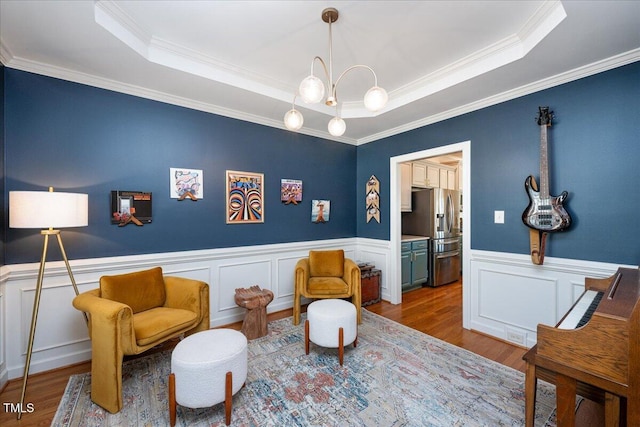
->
[328,116,346,136]
[363,86,389,112]
[285,8,386,136]
[299,75,325,104]
[284,109,304,131]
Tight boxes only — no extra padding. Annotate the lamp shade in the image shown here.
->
[9,191,88,229]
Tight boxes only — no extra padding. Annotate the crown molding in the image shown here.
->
[4,48,637,147]
[0,40,13,66]
[386,0,566,115]
[3,54,357,145]
[93,0,568,122]
[356,48,640,145]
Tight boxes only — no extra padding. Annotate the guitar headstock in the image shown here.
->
[536,106,554,127]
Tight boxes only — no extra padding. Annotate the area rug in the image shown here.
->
[53,309,559,426]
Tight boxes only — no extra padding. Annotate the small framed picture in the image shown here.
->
[311,199,330,223]
[110,190,152,225]
[170,168,203,200]
[281,179,302,204]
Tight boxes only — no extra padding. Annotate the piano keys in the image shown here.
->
[523,267,640,427]
[557,290,603,330]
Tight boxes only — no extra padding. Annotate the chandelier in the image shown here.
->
[283,7,388,137]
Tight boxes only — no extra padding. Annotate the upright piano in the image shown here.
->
[523,267,640,427]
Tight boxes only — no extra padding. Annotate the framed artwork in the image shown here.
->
[281,179,302,204]
[226,170,264,224]
[311,199,330,223]
[170,168,203,200]
[366,175,380,223]
[110,190,152,226]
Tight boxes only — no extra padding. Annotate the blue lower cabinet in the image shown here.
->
[401,240,428,292]
[401,242,412,289]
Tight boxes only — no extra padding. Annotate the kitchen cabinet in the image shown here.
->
[426,165,440,188]
[411,162,427,188]
[411,162,440,188]
[401,163,412,212]
[439,166,457,190]
[401,239,428,292]
[439,169,448,190]
[411,160,456,189]
[447,169,456,190]
[401,243,411,288]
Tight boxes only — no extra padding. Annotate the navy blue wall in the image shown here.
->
[3,64,639,266]
[3,70,357,264]
[356,62,640,265]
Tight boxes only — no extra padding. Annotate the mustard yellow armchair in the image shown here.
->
[293,249,361,325]
[72,267,209,413]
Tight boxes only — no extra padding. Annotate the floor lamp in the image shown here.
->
[9,187,88,420]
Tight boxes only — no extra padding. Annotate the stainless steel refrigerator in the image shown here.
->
[402,188,461,287]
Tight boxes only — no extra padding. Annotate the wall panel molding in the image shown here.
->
[0,238,358,379]
[0,241,631,380]
[469,250,627,347]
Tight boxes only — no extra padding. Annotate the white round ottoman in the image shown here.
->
[305,299,358,366]
[169,329,247,426]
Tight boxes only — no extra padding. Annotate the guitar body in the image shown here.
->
[522,175,571,232]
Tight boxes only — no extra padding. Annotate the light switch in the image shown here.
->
[494,210,505,224]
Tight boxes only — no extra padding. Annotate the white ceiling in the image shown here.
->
[1,1,639,145]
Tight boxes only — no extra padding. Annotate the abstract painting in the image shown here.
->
[281,179,302,204]
[170,168,203,200]
[226,170,264,223]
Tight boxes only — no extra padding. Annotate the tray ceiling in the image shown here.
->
[1,1,639,144]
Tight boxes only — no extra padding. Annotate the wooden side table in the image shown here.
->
[234,286,274,340]
[359,264,381,306]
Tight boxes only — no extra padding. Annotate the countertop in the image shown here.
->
[401,234,430,242]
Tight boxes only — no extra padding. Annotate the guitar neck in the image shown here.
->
[539,124,550,198]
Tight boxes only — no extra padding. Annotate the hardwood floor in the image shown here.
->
[366,280,528,371]
[0,280,603,426]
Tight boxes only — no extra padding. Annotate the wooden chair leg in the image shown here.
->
[305,319,310,355]
[225,371,233,426]
[354,335,358,348]
[168,373,176,427]
[338,327,344,366]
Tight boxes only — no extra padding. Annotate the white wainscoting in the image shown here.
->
[0,238,367,383]
[0,239,632,389]
[469,250,628,348]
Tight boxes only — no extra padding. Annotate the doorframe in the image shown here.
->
[389,140,471,329]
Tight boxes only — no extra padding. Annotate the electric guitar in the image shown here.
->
[522,107,571,232]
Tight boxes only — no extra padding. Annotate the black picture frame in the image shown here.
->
[110,190,153,224]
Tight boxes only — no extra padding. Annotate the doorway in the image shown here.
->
[389,141,471,329]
